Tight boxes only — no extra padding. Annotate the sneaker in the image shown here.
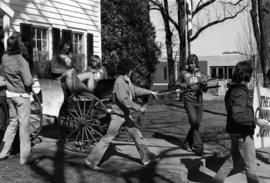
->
[20,157,40,165]
[142,153,156,166]
[182,143,192,151]
[192,148,204,156]
[84,159,101,170]
[0,153,9,160]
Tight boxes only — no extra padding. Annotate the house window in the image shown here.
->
[163,66,167,80]
[32,27,49,77]
[210,66,235,79]
[228,67,233,79]
[210,67,217,78]
[218,67,224,79]
[32,27,49,54]
[72,32,84,54]
[72,32,85,72]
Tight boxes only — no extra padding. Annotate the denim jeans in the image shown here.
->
[184,99,203,152]
[214,135,260,183]
[0,96,31,164]
[86,114,154,165]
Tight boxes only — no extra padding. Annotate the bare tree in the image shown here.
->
[149,0,177,88]
[236,12,257,62]
[250,0,270,86]
[150,0,249,82]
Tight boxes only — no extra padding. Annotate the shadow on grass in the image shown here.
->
[167,103,227,116]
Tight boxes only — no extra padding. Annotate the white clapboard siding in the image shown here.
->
[2,0,101,56]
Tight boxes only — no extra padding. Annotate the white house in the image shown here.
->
[0,0,101,78]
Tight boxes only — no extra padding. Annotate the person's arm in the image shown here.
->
[101,66,108,79]
[176,71,188,88]
[114,78,142,111]
[231,90,254,126]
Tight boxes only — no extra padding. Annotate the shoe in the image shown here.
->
[142,153,157,166]
[20,157,40,165]
[84,159,101,170]
[182,143,192,151]
[192,148,204,156]
[0,153,9,160]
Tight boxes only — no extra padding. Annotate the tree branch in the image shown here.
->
[193,0,217,16]
[190,5,248,42]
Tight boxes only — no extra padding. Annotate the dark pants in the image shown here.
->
[0,95,8,150]
[184,99,203,153]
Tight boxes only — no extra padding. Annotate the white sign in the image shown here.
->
[39,79,64,117]
[253,85,270,148]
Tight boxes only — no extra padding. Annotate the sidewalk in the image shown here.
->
[32,135,270,183]
[31,135,219,183]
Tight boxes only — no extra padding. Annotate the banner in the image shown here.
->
[39,79,64,117]
[253,85,270,148]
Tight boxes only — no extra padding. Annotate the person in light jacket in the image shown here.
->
[85,58,157,169]
[0,33,35,164]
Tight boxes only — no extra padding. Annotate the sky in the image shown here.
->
[150,1,249,57]
[191,12,246,56]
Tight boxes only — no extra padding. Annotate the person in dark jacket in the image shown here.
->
[213,61,261,183]
[0,65,7,142]
[0,30,5,63]
[177,54,207,156]
[0,30,7,141]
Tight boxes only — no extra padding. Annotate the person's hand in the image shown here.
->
[180,83,188,88]
[199,81,208,92]
[200,81,208,88]
[140,106,146,113]
[150,91,158,98]
[256,118,269,128]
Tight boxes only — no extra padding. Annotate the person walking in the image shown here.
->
[213,61,261,183]
[85,58,157,169]
[0,33,35,164]
[177,54,207,156]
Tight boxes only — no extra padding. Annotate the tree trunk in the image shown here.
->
[178,0,187,71]
[259,0,270,86]
[161,0,175,89]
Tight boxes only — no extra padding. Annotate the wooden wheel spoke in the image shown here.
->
[69,110,81,122]
[85,100,95,117]
[74,97,83,118]
[30,122,38,131]
[74,127,82,142]
[81,126,85,142]
[85,124,103,137]
[83,127,90,142]
[83,99,86,115]
[65,127,80,140]
[85,126,98,143]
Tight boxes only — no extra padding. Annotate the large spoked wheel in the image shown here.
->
[30,92,43,142]
[58,93,108,153]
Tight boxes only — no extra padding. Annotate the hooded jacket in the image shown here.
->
[225,83,255,135]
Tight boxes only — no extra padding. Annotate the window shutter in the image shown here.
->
[87,33,94,61]
[20,23,33,71]
[52,27,60,53]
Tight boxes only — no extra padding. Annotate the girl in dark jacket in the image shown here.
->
[214,61,261,183]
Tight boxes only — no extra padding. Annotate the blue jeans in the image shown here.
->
[0,97,31,164]
[214,135,260,183]
[86,114,154,165]
[184,99,203,153]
